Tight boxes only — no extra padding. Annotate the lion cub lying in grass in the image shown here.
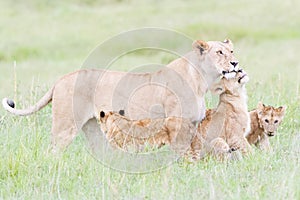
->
[98,110,196,154]
[190,69,252,160]
[246,102,286,151]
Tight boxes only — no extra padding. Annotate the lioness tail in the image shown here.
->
[2,86,54,116]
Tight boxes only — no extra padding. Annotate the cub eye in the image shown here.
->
[217,50,223,55]
[274,120,278,124]
[230,51,233,53]
[264,119,269,123]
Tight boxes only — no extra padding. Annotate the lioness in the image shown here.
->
[190,69,252,160]
[246,102,286,151]
[2,39,239,151]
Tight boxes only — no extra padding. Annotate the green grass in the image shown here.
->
[0,0,300,199]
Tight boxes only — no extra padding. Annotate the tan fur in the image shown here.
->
[189,70,252,160]
[246,102,286,151]
[2,39,239,151]
[98,111,196,154]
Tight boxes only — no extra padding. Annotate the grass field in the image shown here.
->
[0,0,300,199]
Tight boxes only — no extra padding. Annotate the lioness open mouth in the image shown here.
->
[222,67,243,75]
[223,68,246,81]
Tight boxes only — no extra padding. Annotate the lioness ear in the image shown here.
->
[192,40,209,55]
[100,111,105,118]
[223,39,233,49]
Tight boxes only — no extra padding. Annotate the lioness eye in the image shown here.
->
[274,120,278,123]
[217,50,223,55]
[265,119,269,123]
[231,51,233,53]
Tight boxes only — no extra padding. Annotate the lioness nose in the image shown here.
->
[230,61,238,67]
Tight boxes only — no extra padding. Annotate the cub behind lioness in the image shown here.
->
[246,102,286,151]
[98,110,196,154]
[190,69,252,160]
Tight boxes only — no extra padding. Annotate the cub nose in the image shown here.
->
[230,61,239,67]
[268,132,274,136]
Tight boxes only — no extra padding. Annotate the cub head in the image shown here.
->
[192,39,239,77]
[99,110,125,134]
[211,69,249,96]
[99,110,124,121]
[256,102,286,137]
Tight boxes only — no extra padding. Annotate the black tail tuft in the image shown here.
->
[7,99,15,108]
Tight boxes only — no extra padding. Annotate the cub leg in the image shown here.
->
[230,137,252,155]
[209,137,231,161]
[257,135,272,151]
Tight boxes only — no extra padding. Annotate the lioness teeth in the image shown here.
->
[223,71,236,79]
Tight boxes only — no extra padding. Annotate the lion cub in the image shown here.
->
[98,110,196,154]
[246,102,286,151]
[190,69,252,160]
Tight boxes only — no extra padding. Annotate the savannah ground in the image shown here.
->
[0,0,300,199]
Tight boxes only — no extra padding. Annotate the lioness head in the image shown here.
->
[211,69,249,96]
[256,102,286,137]
[192,39,239,77]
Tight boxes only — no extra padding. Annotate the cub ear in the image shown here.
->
[119,109,125,116]
[210,82,224,95]
[100,111,105,118]
[256,102,264,115]
[192,40,209,55]
[276,105,287,114]
[257,102,265,109]
[213,87,224,95]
